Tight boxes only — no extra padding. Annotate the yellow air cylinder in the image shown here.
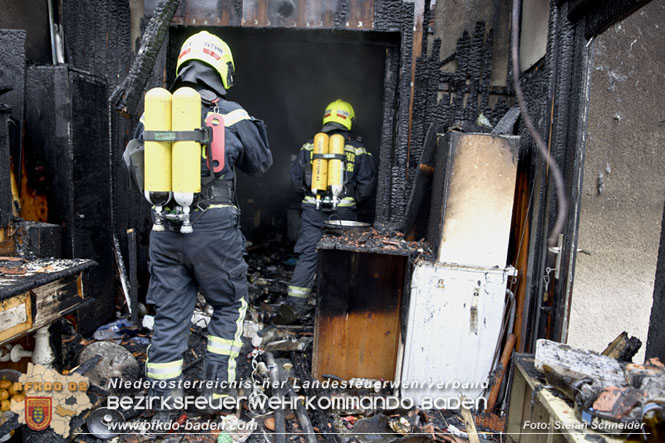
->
[144,88,172,192]
[171,87,202,197]
[311,133,329,196]
[327,134,345,188]
[328,133,345,207]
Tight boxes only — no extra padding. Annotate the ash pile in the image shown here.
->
[318,227,433,259]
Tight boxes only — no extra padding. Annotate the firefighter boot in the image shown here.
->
[278,296,309,324]
[198,360,238,414]
[147,380,184,433]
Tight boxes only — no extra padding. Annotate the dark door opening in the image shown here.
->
[168,27,397,242]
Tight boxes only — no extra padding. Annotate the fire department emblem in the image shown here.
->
[25,397,52,431]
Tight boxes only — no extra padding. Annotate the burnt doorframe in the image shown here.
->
[521,0,655,352]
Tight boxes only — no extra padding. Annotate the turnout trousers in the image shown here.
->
[145,206,248,397]
[287,205,356,303]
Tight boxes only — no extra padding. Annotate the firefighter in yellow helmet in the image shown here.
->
[125,31,272,416]
[286,100,376,312]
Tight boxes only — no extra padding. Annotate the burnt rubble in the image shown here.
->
[44,242,502,443]
[318,228,434,260]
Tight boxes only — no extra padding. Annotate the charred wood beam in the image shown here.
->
[109,0,181,118]
[287,388,317,443]
[127,229,139,326]
[561,0,653,38]
[602,332,642,362]
[0,106,11,227]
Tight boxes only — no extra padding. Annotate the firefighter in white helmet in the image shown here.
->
[286,100,376,313]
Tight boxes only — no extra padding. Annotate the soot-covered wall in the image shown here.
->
[168,27,392,241]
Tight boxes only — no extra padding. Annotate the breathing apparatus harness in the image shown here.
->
[307,100,357,210]
[142,87,235,233]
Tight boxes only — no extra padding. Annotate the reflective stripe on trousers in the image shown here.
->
[146,356,183,380]
[287,285,311,298]
[206,295,247,383]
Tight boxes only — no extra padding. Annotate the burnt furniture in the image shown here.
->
[313,245,409,382]
[0,258,95,345]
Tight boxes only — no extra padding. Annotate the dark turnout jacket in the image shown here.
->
[289,131,376,208]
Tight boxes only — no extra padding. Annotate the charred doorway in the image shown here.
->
[167,27,397,242]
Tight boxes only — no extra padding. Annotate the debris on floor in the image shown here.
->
[534,338,665,436]
[0,241,513,442]
[18,238,657,442]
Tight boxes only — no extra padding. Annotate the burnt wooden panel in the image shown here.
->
[0,30,25,172]
[19,222,62,259]
[0,106,11,227]
[313,249,406,381]
[69,70,114,335]
[24,66,113,334]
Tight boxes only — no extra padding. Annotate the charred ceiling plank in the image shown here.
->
[170,0,242,26]
[171,0,376,29]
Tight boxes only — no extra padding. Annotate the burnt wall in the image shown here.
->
[434,0,512,87]
[63,0,132,79]
[145,1,425,239]
[0,30,26,174]
[401,19,512,239]
[516,0,657,352]
[0,106,10,227]
[0,1,51,64]
[385,3,413,229]
[61,0,152,307]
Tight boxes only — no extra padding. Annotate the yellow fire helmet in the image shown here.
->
[176,31,235,90]
[322,99,355,132]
